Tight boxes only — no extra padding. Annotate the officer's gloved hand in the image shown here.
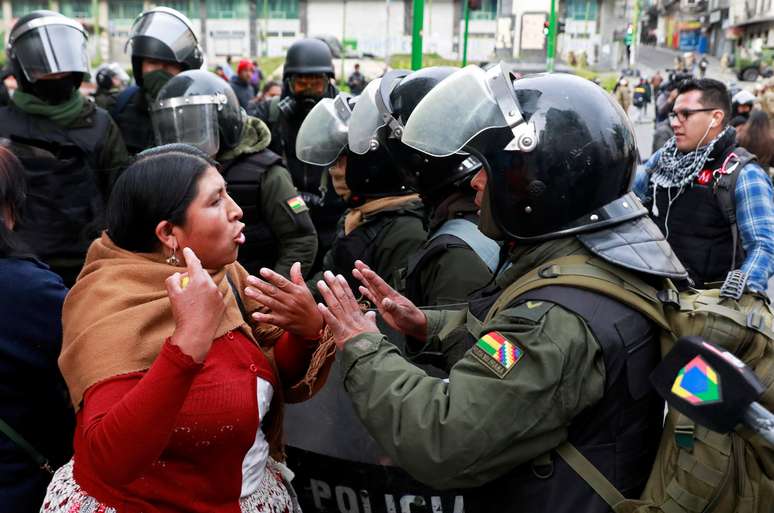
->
[352,260,428,342]
[299,191,324,208]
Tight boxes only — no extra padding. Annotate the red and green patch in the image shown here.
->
[286,195,308,214]
[472,331,524,378]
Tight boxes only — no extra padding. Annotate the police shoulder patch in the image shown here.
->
[286,195,309,214]
[472,331,525,379]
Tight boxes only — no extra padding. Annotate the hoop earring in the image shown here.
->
[166,245,180,266]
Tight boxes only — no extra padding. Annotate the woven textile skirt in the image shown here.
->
[40,458,299,513]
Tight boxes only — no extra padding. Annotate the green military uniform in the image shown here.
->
[307,198,427,297]
[404,192,495,307]
[340,238,606,489]
[219,116,318,277]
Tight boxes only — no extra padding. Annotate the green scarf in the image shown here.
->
[11,89,85,127]
[219,115,272,161]
[142,69,174,105]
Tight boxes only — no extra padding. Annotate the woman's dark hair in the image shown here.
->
[0,144,34,258]
[737,110,774,167]
[106,144,218,252]
[261,80,280,95]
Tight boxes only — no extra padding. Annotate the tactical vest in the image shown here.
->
[331,204,425,293]
[111,86,155,155]
[403,216,499,306]
[648,146,755,287]
[0,105,110,261]
[222,151,283,274]
[452,279,663,513]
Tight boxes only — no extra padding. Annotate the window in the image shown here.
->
[470,0,497,21]
[165,0,197,19]
[566,0,599,21]
[11,0,48,17]
[61,0,92,19]
[261,0,299,19]
[109,0,144,20]
[208,0,249,19]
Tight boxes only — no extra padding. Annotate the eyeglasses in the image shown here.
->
[668,108,716,123]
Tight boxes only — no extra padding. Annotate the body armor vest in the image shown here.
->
[0,105,110,261]
[111,86,155,155]
[222,151,282,274]
[449,281,662,513]
[647,146,754,287]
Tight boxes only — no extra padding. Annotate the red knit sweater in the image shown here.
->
[71,330,316,512]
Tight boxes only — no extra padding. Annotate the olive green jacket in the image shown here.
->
[339,237,607,490]
[220,116,318,277]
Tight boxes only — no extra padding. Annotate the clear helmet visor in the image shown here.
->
[151,100,221,157]
[128,10,198,61]
[11,21,89,82]
[347,78,387,155]
[402,65,509,157]
[296,95,353,166]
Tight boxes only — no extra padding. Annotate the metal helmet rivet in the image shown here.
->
[525,206,533,214]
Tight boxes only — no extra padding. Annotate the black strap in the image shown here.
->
[0,417,53,475]
[226,273,250,324]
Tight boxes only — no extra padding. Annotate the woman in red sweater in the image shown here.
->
[41,145,333,513]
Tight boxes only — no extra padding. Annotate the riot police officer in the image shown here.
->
[91,62,129,111]
[151,70,318,277]
[295,88,426,297]
[312,66,690,512]
[112,7,203,155]
[0,10,129,286]
[363,67,499,307]
[250,38,345,274]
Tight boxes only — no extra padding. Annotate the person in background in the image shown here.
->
[0,10,129,286]
[231,59,257,110]
[223,55,235,80]
[258,80,282,102]
[615,78,632,116]
[731,89,756,125]
[347,63,367,95]
[0,145,75,513]
[635,78,774,292]
[112,7,204,155]
[40,145,334,513]
[91,63,129,111]
[214,65,228,82]
[737,110,774,174]
[698,55,709,78]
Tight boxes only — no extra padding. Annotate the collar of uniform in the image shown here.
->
[495,236,588,289]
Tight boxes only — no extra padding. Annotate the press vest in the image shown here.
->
[458,280,663,513]
[0,105,110,260]
[222,151,283,273]
[648,146,754,287]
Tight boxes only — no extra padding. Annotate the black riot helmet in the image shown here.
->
[7,10,89,97]
[151,70,246,157]
[95,62,129,91]
[372,66,482,200]
[403,65,641,242]
[296,92,411,206]
[282,38,335,80]
[126,7,203,86]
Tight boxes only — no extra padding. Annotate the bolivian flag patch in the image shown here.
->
[286,195,308,214]
[472,331,524,378]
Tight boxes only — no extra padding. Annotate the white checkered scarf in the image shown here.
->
[651,126,735,189]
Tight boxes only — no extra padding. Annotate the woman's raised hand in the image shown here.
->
[166,247,227,363]
[352,260,427,341]
[245,262,323,340]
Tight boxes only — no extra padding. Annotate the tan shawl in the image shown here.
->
[343,194,421,235]
[59,233,335,411]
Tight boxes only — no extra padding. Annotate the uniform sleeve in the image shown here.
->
[339,302,606,490]
[735,163,774,292]
[419,246,492,307]
[78,340,202,486]
[259,165,318,277]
